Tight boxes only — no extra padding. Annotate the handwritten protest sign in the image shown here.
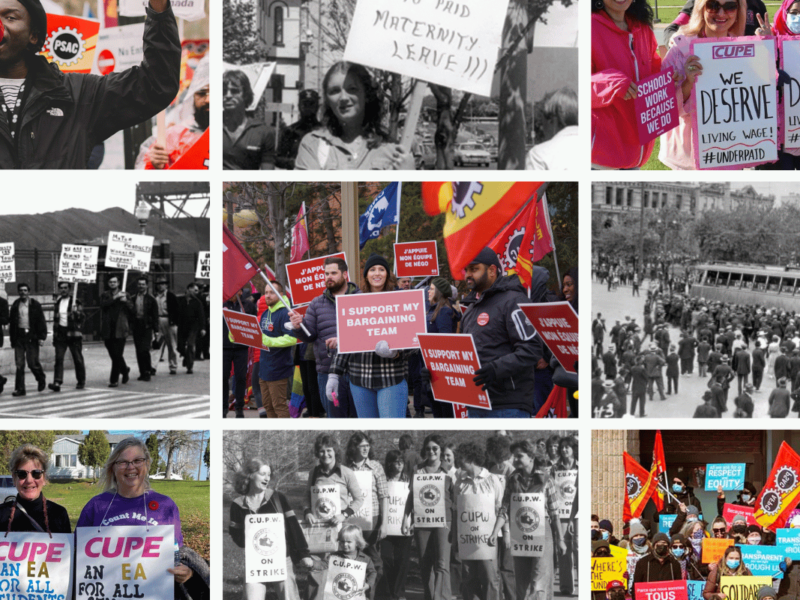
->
[223,309,266,350]
[456,493,496,561]
[692,37,778,168]
[418,333,491,410]
[351,471,374,532]
[702,537,734,564]
[0,532,73,600]
[58,244,99,284]
[719,576,772,599]
[777,528,800,559]
[510,493,545,557]
[386,481,410,537]
[705,463,746,491]
[723,503,758,527]
[553,469,578,518]
[300,523,339,554]
[286,253,347,306]
[517,302,579,373]
[324,555,367,600]
[245,514,287,583]
[106,231,154,272]
[781,38,800,151]
[591,555,626,592]
[119,0,204,20]
[0,242,14,282]
[195,252,210,279]
[310,485,341,523]
[394,241,439,278]
[739,545,784,579]
[635,71,679,144]
[414,474,446,528]
[92,23,144,75]
[343,0,511,97]
[75,525,173,600]
[687,580,705,600]
[336,289,426,353]
[659,514,678,534]
[635,580,688,600]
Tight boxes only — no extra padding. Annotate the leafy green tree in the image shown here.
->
[78,431,110,483]
[223,0,266,64]
[0,432,56,474]
[145,434,160,475]
[203,439,210,480]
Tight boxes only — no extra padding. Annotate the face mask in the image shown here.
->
[733,524,746,534]
[741,493,751,502]
[654,544,669,557]
[691,530,704,539]
[672,483,684,493]
[747,536,761,545]
[609,592,626,600]
[788,13,800,33]
[672,548,685,558]
[602,531,609,540]
[726,559,740,570]
[632,536,647,547]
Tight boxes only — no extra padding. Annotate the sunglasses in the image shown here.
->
[15,469,44,480]
[713,527,726,533]
[705,1,738,12]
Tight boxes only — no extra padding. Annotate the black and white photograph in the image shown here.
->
[0,182,210,418]
[222,429,579,600]
[222,0,578,170]
[591,181,800,419]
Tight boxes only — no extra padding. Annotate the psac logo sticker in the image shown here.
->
[712,44,755,59]
[45,26,86,67]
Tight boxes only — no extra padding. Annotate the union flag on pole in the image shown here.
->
[754,441,800,531]
[421,182,542,278]
[487,200,535,273]
[223,225,257,301]
[534,385,568,418]
[515,192,556,288]
[623,452,658,522]
[290,202,310,263]
[649,431,667,511]
[40,14,100,74]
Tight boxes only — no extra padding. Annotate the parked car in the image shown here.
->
[0,475,16,502]
[454,142,491,167]
[416,143,437,170]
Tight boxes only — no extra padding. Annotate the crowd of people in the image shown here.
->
[223,250,578,419]
[229,431,579,600]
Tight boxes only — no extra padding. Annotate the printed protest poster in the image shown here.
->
[310,485,341,523]
[386,481,410,537]
[687,580,705,600]
[635,71,679,143]
[75,525,173,600]
[195,252,210,279]
[286,253,347,306]
[418,333,491,410]
[635,580,688,600]
[591,555,626,592]
[59,244,99,284]
[739,545,784,579]
[344,0,511,96]
[509,493,545,557]
[659,514,678,534]
[106,231,154,272]
[777,528,800,559]
[336,289,427,353]
[350,471,374,532]
[245,514,287,583]
[413,473,446,528]
[723,502,758,527]
[324,555,367,600]
[0,242,15,282]
[780,38,800,150]
[704,463,746,491]
[223,309,265,350]
[394,241,439,278]
[456,493,496,561]
[0,532,73,600]
[702,537,734,564]
[91,23,145,75]
[692,37,778,168]
[299,523,339,554]
[517,302,579,373]
[453,404,469,419]
[553,469,578,518]
[719,576,772,599]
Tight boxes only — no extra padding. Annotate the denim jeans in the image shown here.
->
[467,406,529,418]
[350,379,408,418]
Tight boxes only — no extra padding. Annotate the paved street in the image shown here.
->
[592,279,782,419]
[0,342,209,419]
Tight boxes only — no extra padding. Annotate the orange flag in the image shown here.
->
[515,192,555,288]
[650,431,667,511]
[40,14,100,74]
[623,452,658,522]
[754,441,800,531]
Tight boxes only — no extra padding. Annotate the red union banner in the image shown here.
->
[418,333,491,410]
[286,253,347,306]
[41,14,100,74]
[223,309,264,350]
[517,302,578,374]
[723,503,758,528]
[169,128,210,170]
[394,241,439,278]
[634,580,688,600]
[336,289,427,354]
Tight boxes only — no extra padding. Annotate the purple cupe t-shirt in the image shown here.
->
[76,490,184,546]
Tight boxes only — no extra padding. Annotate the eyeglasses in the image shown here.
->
[705,1,738,13]
[712,527,726,533]
[114,458,147,468]
[671,545,685,549]
[15,469,44,480]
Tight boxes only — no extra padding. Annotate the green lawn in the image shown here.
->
[642,137,670,170]
[653,2,782,24]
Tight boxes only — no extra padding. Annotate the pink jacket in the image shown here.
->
[774,0,800,156]
[658,35,698,170]
[591,10,661,168]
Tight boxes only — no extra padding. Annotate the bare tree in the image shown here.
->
[151,431,201,479]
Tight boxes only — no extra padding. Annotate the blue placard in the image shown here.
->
[659,514,678,534]
[704,463,746,491]
[687,580,705,600]
[739,544,784,579]
[777,528,800,560]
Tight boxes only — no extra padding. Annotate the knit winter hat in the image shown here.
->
[363,254,390,279]
[16,0,47,52]
[431,277,452,299]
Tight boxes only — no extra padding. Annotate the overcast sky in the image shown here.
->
[732,182,797,200]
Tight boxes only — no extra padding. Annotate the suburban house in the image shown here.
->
[50,434,134,480]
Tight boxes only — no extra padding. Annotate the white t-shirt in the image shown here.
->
[0,78,24,112]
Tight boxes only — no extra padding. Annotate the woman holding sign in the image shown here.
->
[294,62,414,170]
[229,458,314,600]
[0,444,71,534]
[424,278,460,418]
[659,0,747,169]
[702,545,752,599]
[380,450,412,600]
[769,0,800,170]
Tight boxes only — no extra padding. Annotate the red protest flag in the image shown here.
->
[421,182,542,278]
[40,14,100,74]
[623,452,658,522]
[754,441,800,531]
[169,128,210,170]
[650,431,667,511]
[515,192,555,288]
[290,202,310,263]
[487,199,535,274]
[534,385,568,418]
[223,225,258,301]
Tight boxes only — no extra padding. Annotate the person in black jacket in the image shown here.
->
[0,294,8,393]
[461,247,543,418]
[50,281,85,392]
[179,282,205,375]
[9,283,47,396]
[0,0,180,168]
[658,469,703,517]
[632,533,682,600]
[153,277,180,375]
[130,276,159,382]
[100,274,132,388]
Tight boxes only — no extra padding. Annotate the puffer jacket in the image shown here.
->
[591,10,661,168]
[0,3,180,168]
[461,275,543,414]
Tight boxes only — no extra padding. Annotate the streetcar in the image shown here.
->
[690,263,800,311]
